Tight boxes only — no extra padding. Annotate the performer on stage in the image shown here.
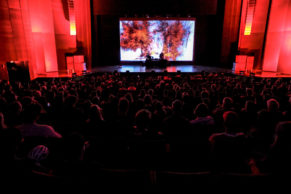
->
[159,52,167,67]
[145,53,153,67]
[159,52,164,60]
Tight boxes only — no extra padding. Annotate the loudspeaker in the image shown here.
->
[0,63,9,81]
[6,61,30,82]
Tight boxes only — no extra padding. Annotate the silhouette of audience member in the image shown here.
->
[5,101,22,128]
[213,97,235,130]
[209,111,248,173]
[0,113,6,130]
[190,103,215,138]
[268,121,291,174]
[266,98,283,129]
[84,104,106,137]
[163,99,190,137]
[240,100,257,132]
[17,102,62,138]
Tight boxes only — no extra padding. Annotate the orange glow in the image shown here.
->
[244,26,252,35]
[68,0,76,36]
[244,1,256,36]
[70,22,77,36]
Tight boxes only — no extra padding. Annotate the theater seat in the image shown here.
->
[82,168,152,193]
[156,170,211,193]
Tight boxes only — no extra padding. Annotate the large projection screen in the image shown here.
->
[120,18,195,62]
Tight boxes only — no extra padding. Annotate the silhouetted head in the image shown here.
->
[28,145,49,165]
[64,95,78,108]
[223,111,239,133]
[22,102,42,123]
[135,109,152,130]
[89,104,104,121]
[194,103,209,118]
[273,121,291,147]
[245,100,256,112]
[118,97,129,116]
[222,97,233,110]
[172,99,182,113]
[267,98,280,112]
[144,94,152,105]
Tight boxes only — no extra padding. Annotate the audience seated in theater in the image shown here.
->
[1,72,291,179]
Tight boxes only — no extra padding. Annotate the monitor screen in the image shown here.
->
[120,19,195,61]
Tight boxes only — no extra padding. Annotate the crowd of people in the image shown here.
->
[0,72,291,178]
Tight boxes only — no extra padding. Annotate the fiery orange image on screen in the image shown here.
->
[120,21,152,58]
[158,21,190,61]
[120,20,195,61]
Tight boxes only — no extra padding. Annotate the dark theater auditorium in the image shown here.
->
[1,0,291,193]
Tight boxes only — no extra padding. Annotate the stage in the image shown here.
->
[92,65,233,73]
[34,65,232,78]
[32,64,291,79]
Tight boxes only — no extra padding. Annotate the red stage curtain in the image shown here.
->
[221,0,242,64]
[75,0,92,71]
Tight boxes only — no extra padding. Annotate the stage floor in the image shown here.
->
[92,65,233,73]
[35,65,291,79]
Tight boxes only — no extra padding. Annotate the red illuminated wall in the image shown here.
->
[237,0,291,74]
[237,0,270,69]
[0,0,91,80]
[263,0,291,74]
